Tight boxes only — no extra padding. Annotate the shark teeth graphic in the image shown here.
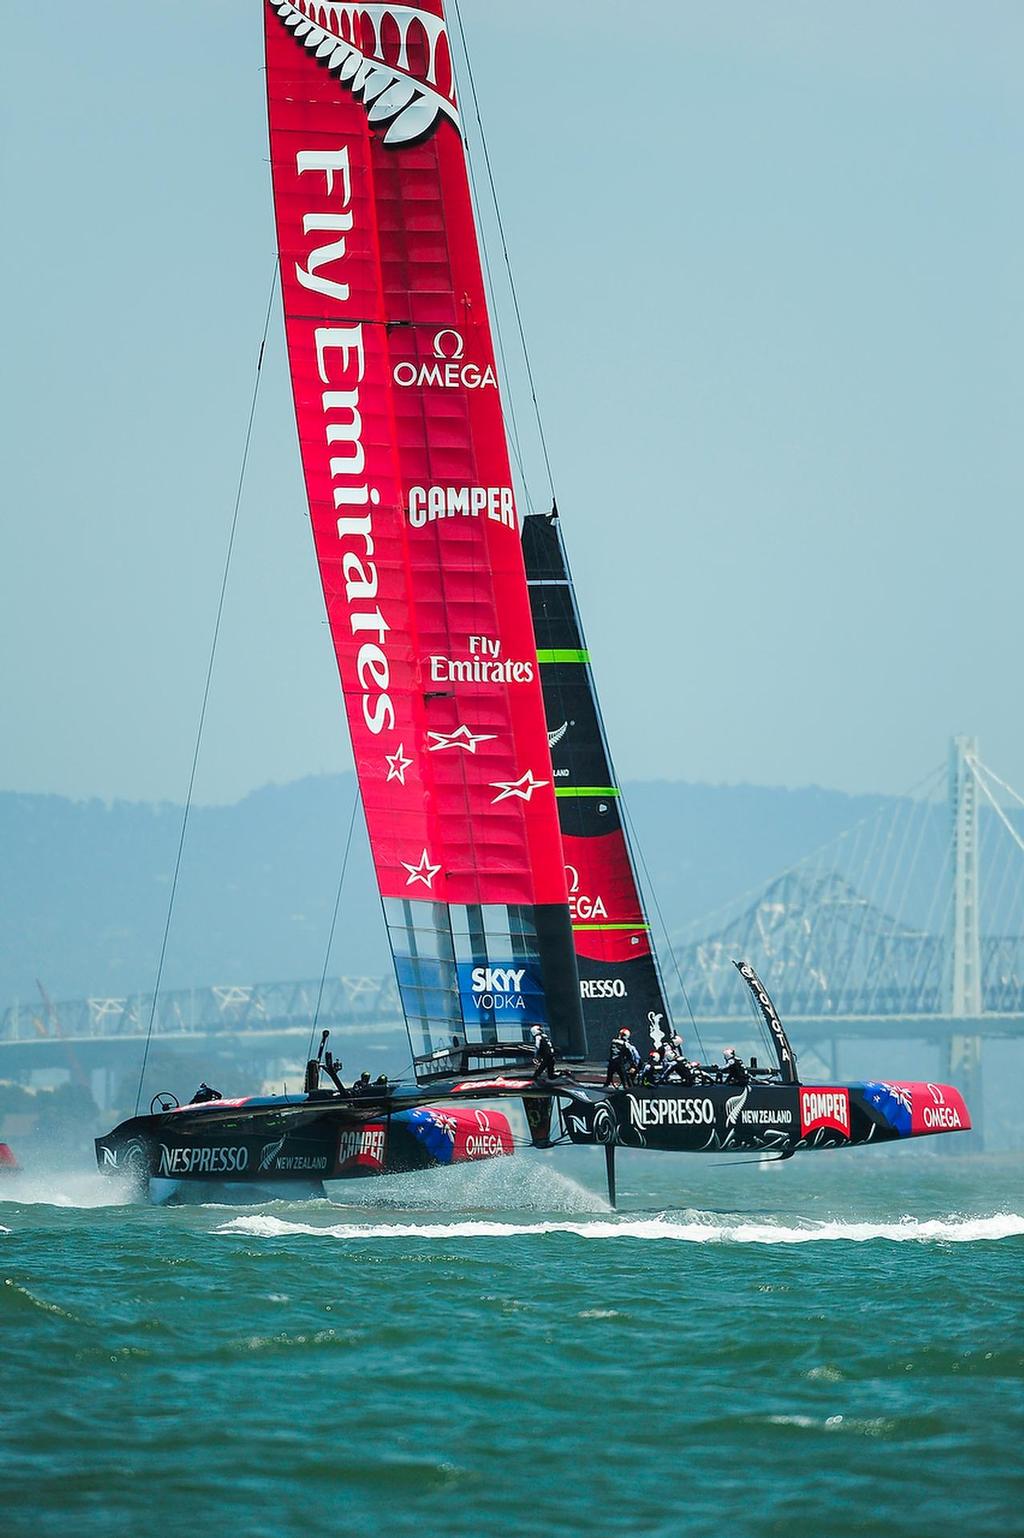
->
[271,1,461,147]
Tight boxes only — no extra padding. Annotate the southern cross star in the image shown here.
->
[401,848,442,889]
[489,769,550,803]
[426,725,496,753]
[385,744,413,784]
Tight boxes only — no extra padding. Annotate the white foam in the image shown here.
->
[0,1173,129,1209]
[323,1158,602,1214]
[215,1211,1024,1245]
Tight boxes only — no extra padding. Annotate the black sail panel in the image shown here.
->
[523,512,673,1063]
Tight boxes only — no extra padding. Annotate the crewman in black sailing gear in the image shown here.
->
[530,1024,556,1079]
[190,1082,222,1104]
[352,1071,373,1096]
[604,1028,639,1088]
[664,1055,696,1086]
[721,1047,748,1086]
[640,1051,661,1085]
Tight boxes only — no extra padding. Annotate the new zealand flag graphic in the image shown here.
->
[862,1081,913,1137]
[401,1108,458,1164]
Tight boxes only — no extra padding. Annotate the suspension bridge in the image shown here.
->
[3,738,1022,1141]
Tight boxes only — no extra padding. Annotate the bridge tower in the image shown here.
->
[945,734,984,1144]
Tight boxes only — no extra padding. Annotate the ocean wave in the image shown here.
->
[215,1211,1024,1245]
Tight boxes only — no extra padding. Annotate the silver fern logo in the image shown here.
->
[258,1135,287,1172]
[270,1,461,146]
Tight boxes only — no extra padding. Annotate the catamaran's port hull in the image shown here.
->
[96,1101,515,1203]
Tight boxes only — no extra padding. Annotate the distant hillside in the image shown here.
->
[1,775,903,1005]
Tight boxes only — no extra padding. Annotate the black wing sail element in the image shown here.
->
[523,512,673,1063]
[732,960,799,1083]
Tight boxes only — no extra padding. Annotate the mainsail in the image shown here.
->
[264,1,585,1063]
[523,513,673,1062]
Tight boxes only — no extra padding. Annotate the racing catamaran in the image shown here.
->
[96,0,970,1203]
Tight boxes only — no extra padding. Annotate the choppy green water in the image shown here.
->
[2,1148,1022,1538]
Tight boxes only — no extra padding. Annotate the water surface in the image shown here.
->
[2,1149,1021,1537]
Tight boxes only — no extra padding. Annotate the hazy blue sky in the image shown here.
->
[2,1,1021,805]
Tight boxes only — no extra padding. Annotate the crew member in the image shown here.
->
[721,1047,748,1086]
[662,1053,695,1086]
[604,1028,638,1088]
[190,1082,222,1104]
[530,1023,556,1079]
[352,1071,373,1096]
[640,1051,661,1085]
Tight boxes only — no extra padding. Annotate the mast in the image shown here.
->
[264,1,585,1065]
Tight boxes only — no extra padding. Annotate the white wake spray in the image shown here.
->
[215,1211,1024,1245]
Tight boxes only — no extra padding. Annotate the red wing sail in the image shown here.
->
[265,2,585,1061]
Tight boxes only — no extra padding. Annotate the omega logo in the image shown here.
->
[432,329,464,360]
[393,328,497,391]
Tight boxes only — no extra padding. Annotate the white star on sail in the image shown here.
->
[401,849,442,889]
[489,769,550,804]
[426,725,497,753]
[385,744,413,784]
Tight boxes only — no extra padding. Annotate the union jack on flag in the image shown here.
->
[862,1081,912,1137]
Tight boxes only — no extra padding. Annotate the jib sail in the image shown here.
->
[523,512,673,1062]
[264,1,585,1065]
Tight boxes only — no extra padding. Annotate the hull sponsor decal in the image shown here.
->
[336,1123,387,1174]
[799,1088,851,1139]
[157,1145,249,1177]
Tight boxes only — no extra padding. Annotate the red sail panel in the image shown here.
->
[265,1,567,909]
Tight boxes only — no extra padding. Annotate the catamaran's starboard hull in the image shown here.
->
[558,1079,970,1154]
[96,1101,514,1203]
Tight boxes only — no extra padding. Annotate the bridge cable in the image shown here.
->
[308,782,362,1064]
[974,762,1024,943]
[971,757,1024,812]
[449,0,558,507]
[971,753,1020,928]
[970,761,1024,860]
[675,769,941,950]
[859,784,929,1014]
[133,259,279,1116]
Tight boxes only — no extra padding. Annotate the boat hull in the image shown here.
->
[96,1099,515,1202]
[558,1079,971,1154]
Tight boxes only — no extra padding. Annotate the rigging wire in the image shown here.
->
[620,799,709,1063]
[307,784,362,1063]
[449,0,558,507]
[443,1,532,508]
[133,259,280,1116]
